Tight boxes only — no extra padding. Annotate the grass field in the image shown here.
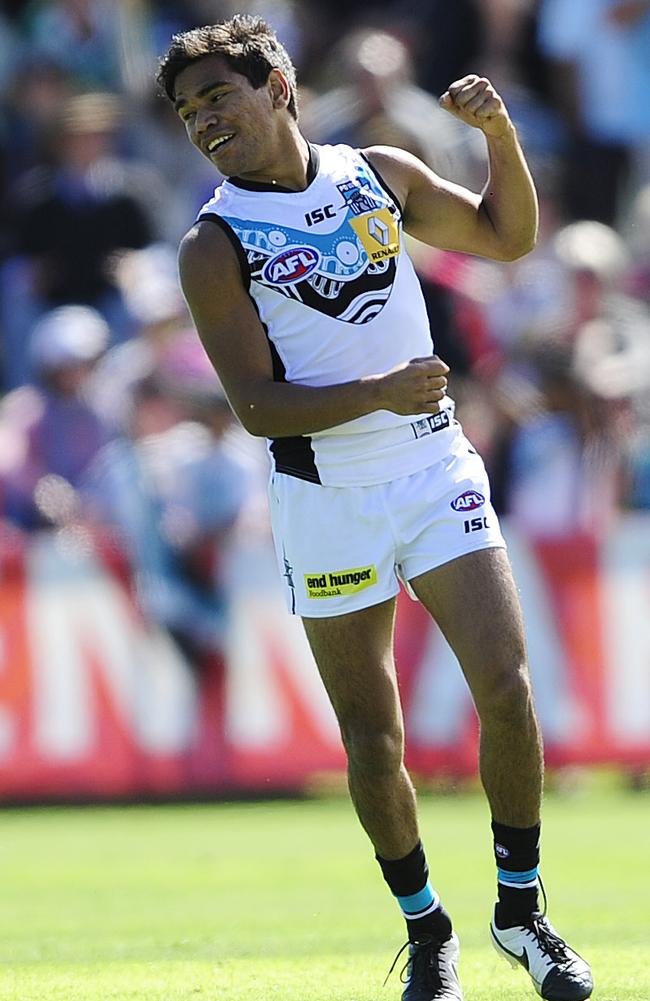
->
[1,783,648,1000]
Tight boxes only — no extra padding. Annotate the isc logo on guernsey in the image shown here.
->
[451,490,485,512]
[263,246,320,285]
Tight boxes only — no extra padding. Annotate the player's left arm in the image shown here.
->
[364,75,538,262]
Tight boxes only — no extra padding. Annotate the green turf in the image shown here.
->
[1,783,648,1000]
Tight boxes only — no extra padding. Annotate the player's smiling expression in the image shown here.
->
[173,55,288,180]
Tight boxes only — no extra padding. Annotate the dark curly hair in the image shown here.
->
[157,14,298,120]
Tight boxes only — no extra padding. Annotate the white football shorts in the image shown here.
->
[268,433,506,618]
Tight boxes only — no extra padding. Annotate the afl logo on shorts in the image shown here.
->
[451,490,485,512]
[263,246,320,285]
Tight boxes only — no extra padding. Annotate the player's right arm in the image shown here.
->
[178,221,449,438]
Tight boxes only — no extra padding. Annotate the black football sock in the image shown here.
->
[492,819,541,928]
[376,839,453,942]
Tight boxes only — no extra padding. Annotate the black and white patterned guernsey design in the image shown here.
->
[197,143,459,487]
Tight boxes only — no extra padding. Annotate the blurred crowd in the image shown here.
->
[1,0,650,666]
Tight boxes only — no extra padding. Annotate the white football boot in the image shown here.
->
[386,931,464,1001]
[490,908,593,1000]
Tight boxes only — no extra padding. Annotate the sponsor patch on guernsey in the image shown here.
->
[349,208,400,263]
[304,565,377,599]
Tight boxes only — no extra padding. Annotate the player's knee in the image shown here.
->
[342,720,404,779]
[477,658,533,721]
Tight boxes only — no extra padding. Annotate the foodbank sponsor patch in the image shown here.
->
[304,565,377,599]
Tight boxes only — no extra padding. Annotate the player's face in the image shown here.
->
[173,55,280,178]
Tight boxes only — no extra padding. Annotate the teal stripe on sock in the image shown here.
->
[396,881,437,915]
[497,866,538,884]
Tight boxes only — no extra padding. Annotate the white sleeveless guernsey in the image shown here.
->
[198,143,462,487]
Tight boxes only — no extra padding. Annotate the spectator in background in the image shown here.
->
[8,91,155,308]
[0,12,24,186]
[487,220,650,534]
[406,0,485,99]
[626,423,650,509]
[82,332,249,662]
[0,305,112,531]
[303,26,486,191]
[621,182,650,509]
[560,222,650,402]
[537,0,650,224]
[624,180,650,304]
[124,90,221,243]
[2,91,166,386]
[24,0,121,90]
[90,242,190,433]
[0,57,74,191]
[0,12,22,90]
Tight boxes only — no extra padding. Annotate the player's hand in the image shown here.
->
[439,75,512,138]
[379,355,449,416]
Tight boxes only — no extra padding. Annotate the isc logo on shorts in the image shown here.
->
[304,565,377,599]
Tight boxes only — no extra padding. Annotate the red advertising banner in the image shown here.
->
[0,519,648,801]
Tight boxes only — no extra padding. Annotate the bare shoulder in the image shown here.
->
[363,144,424,172]
[362,145,418,209]
[362,143,442,186]
[178,219,242,293]
[362,144,459,227]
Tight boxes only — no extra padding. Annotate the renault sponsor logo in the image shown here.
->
[451,490,485,512]
[263,246,320,285]
[368,214,390,246]
[349,208,400,262]
[304,564,377,599]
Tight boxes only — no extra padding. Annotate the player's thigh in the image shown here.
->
[393,435,505,585]
[302,597,403,738]
[268,473,400,617]
[408,547,529,708]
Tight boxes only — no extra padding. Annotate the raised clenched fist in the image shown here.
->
[439,75,512,138]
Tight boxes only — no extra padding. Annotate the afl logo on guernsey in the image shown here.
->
[263,246,320,285]
[451,490,485,512]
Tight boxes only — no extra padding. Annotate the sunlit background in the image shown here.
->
[0,0,649,801]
